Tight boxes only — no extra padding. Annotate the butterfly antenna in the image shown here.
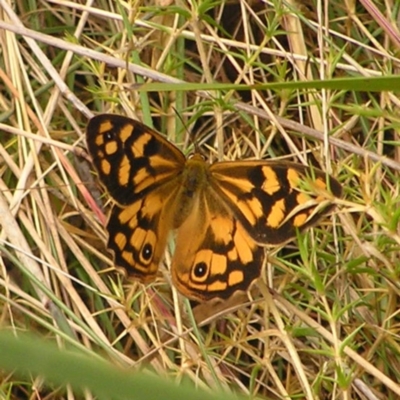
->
[172,107,200,153]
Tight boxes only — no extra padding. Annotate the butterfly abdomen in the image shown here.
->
[169,154,214,226]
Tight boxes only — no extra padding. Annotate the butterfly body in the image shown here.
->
[86,114,342,301]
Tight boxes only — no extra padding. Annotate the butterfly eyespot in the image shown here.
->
[140,243,153,264]
[193,262,208,280]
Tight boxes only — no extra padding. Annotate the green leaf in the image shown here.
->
[0,331,247,400]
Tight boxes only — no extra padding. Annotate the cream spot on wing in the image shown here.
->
[119,155,130,186]
[142,194,163,218]
[149,154,176,168]
[130,227,146,248]
[120,124,134,142]
[287,168,301,189]
[267,199,286,228]
[227,247,238,261]
[228,270,244,286]
[210,217,234,245]
[237,196,263,225]
[118,202,141,225]
[100,159,111,175]
[105,141,117,155]
[207,280,227,292]
[296,192,309,205]
[210,253,227,276]
[234,224,254,264]
[261,166,280,195]
[210,174,255,204]
[99,120,113,134]
[315,178,327,190]
[215,174,255,191]
[132,132,152,157]
[114,232,127,251]
[95,135,104,146]
[313,178,329,201]
[293,213,308,227]
[133,167,156,190]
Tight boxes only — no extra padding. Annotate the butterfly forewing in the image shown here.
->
[210,161,342,245]
[86,114,186,205]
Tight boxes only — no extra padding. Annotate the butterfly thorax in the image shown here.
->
[171,153,213,229]
[181,154,210,196]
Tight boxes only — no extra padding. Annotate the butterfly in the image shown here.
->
[86,114,342,302]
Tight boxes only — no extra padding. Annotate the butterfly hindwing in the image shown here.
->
[107,201,162,282]
[171,191,264,301]
[106,178,185,281]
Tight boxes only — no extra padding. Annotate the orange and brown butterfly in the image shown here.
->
[86,114,342,302]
